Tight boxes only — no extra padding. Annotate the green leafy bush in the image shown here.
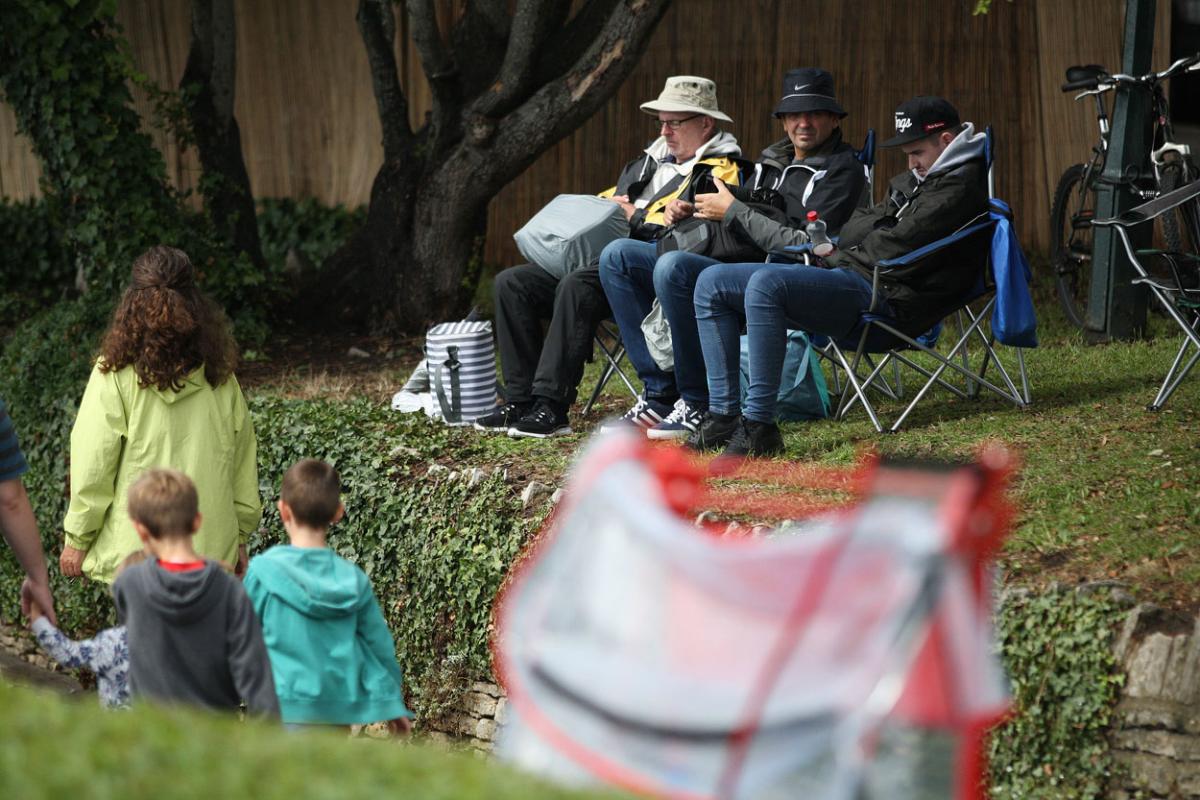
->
[0,682,617,800]
[256,197,366,280]
[0,0,271,338]
[0,1,218,298]
[988,588,1125,798]
[0,199,71,321]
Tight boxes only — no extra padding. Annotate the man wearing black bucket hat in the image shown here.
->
[597,68,866,441]
[690,96,989,457]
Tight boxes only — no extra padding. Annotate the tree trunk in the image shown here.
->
[310,0,672,334]
[181,0,265,270]
[315,158,488,328]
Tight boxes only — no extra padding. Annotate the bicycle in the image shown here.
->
[1050,54,1200,330]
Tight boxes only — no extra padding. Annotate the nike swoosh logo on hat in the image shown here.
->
[793,83,812,92]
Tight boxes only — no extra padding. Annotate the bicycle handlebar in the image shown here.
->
[1061,53,1200,95]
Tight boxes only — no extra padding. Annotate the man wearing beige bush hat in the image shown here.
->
[479,75,741,438]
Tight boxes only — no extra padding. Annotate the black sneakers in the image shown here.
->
[508,399,572,439]
[473,401,532,433]
[720,417,784,458]
[685,411,742,452]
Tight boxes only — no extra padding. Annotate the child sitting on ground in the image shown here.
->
[112,468,279,718]
[24,550,147,709]
[244,459,413,731]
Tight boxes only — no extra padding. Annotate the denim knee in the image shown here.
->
[652,250,691,293]
[598,238,646,279]
[744,268,790,308]
[693,268,722,318]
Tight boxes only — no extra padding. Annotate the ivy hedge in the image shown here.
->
[0,356,1134,784]
[0,0,226,300]
[988,588,1125,798]
[0,199,70,328]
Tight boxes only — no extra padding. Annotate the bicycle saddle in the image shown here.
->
[1066,65,1107,82]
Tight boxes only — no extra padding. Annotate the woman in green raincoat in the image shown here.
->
[60,246,262,584]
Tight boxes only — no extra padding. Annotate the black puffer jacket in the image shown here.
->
[827,124,989,330]
[734,128,866,234]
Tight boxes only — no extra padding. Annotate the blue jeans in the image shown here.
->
[598,239,719,406]
[694,264,882,423]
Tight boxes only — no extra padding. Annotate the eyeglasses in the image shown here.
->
[658,114,701,131]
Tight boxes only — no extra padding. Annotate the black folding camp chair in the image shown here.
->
[1092,178,1200,410]
[581,319,638,416]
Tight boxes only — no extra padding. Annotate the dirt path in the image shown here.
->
[0,639,82,698]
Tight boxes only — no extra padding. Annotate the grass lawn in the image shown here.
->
[0,683,619,800]
[244,275,1199,609]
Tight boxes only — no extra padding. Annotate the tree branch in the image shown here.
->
[472,0,567,118]
[447,0,508,102]
[471,0,511,40]
[484,0,671,184]
[356,0,412,161]
[181,0,264,268]
[408,0,462,151]
[532,0,623,87]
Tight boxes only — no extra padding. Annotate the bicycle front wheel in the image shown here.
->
[1050,163,1096,330]
[1158,159,1200,253]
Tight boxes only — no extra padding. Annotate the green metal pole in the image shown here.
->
[1086,0,1156,342]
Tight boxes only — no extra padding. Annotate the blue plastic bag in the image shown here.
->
[989,199,1038,348]
[739,330,830,421]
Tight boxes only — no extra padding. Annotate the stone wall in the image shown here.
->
[422,681,508,752]
[1109,603,1200,799]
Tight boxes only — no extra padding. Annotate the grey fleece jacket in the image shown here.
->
[113,559,280,718]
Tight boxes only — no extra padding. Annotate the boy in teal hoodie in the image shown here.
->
[244,459,413,731]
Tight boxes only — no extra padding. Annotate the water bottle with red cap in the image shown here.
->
[805,210,836,258]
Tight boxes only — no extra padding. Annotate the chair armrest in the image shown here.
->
[876,218,994,268]
[781,236,839,254]
[1093,178,1200,228]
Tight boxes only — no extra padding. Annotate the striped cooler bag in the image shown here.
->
[425,320,498,426]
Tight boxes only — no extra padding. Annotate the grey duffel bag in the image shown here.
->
[514,194,630,279]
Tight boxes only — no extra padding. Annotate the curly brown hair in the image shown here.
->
[98,246,239,391]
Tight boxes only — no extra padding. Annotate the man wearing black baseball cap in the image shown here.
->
[598,67,866,442]
[689,96,990,457]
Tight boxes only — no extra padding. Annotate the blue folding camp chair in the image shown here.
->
[801,127,1036,432]
[856,127,876,206]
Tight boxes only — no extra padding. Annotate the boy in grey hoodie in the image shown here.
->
[112,469,279,718]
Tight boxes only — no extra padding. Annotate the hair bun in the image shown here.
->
[130,245,197,292]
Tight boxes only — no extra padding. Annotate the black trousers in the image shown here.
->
[493,263,612,406]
